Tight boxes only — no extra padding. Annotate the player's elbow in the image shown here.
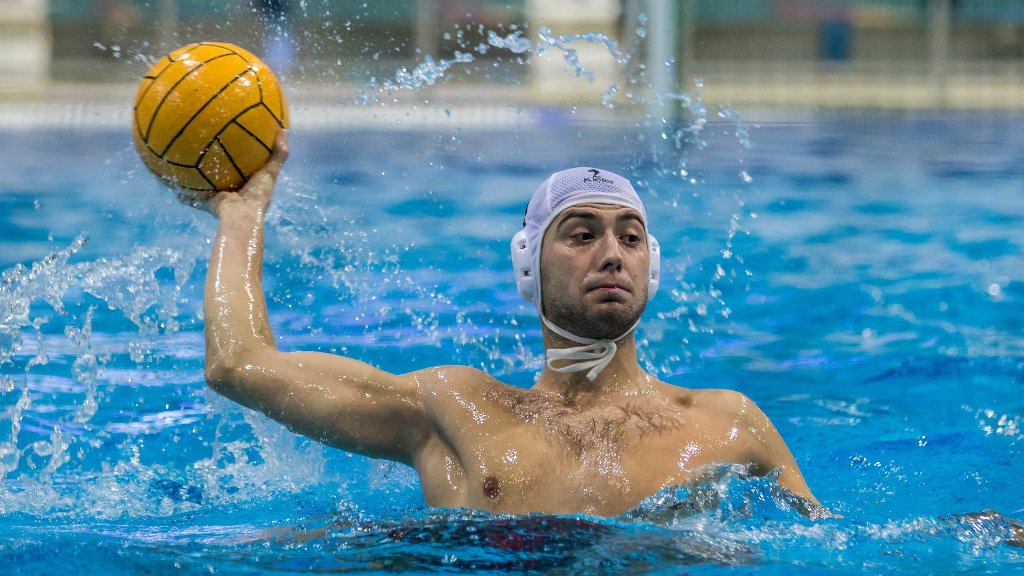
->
[204,349,258,396]
[204,357,238,394]
[204,339,273,389]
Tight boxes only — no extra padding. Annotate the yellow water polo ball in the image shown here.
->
[132,42,288,195]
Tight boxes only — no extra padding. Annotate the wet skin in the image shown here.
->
[202,131,826,517]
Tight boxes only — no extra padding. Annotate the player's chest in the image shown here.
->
[456,427,690,515]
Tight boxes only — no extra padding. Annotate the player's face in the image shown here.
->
[539,203,649,339]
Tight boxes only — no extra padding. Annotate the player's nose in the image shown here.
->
[597,234,623,273]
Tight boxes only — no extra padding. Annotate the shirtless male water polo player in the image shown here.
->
[201,131,829,518]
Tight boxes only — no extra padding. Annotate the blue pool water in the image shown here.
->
[1,111,1022,574]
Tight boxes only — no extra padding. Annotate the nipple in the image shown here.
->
[483,475,501,499]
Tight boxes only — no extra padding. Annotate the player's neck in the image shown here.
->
[534,334,652,402]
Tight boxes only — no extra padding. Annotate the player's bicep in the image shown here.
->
[735,394,826,513]
[208,348,431,464]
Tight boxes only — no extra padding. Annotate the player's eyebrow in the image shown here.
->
[557,208,644,226]
[616,212,645,228]
[557,209,600,224]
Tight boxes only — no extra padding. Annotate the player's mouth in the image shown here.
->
[586,282,631,298]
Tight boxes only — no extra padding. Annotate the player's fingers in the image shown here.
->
[242,169,277,199]
[264,129,289,176]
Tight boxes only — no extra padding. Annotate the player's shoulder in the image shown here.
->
[402,365,507,396]
[685,387,766,420]
[403,365,524,425]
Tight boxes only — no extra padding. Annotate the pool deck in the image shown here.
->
[0,82,545,130]
[1,72,1021,131]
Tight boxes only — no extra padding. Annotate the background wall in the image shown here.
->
[2,0,1022,110]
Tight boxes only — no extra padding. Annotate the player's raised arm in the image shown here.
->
[201,131,433,465]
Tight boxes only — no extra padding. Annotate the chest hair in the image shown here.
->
[485,389,684,457]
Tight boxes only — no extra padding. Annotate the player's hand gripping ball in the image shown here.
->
[132,42,288,199]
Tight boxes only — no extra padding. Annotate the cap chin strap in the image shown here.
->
[541,314,640,381]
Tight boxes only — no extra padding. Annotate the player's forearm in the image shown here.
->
[204,203,276,379]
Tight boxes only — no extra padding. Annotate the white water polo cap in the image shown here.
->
[510,167,661,380]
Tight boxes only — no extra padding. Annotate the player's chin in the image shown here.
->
[589,299,631,315]
[586,303,643,335]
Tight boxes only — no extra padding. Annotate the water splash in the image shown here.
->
[15,468,1012,573]
[718,104,754,151]
[965,405,1023,440]
[386,52,476,94]
[533,26,628,82]
[486,29,532,54]
[0,235,203,501]
[601,84,619,109]
[351,25,637,107]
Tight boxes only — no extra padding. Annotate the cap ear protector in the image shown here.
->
[511,229,660,307]
[511,229,537,303]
